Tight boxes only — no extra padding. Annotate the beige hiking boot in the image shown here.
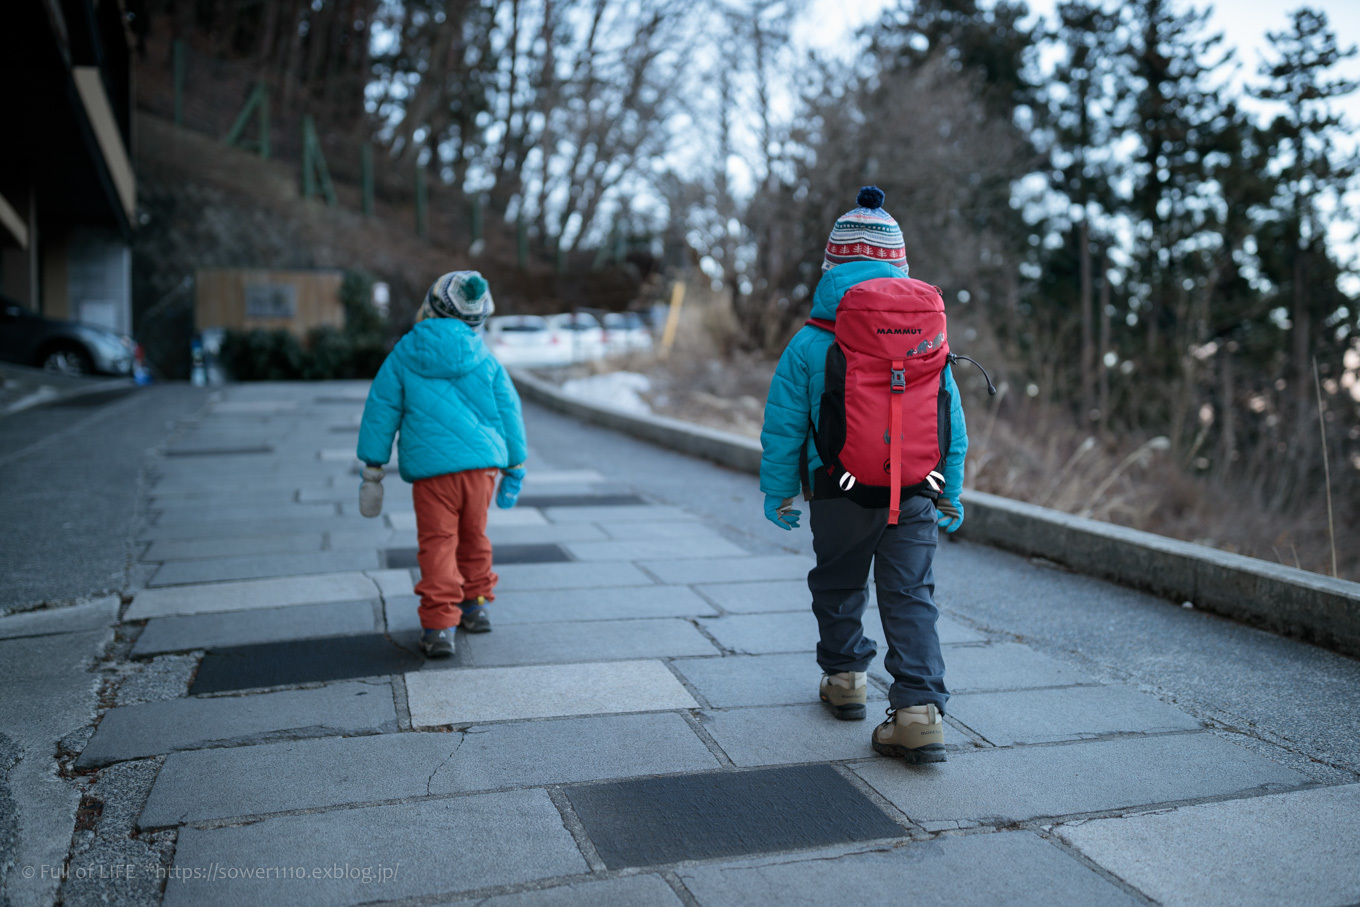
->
[819,671,868,720]
[872,704,946,764]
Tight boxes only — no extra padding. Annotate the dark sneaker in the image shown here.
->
[459,595,491,633]
[420,627,455,659]
[819,671,868,720]
[872,704,946,764]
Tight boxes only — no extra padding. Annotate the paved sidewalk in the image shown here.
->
[42,382,1360,905]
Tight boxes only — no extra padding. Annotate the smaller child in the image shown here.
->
[357,271,527,658]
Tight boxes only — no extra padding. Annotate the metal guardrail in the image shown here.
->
[510,367,1360,658]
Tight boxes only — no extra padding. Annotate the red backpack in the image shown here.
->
[808,277,960,525]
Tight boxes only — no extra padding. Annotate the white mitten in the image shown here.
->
[359,465,385,518]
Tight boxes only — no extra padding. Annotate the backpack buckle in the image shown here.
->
[891,367,906,394]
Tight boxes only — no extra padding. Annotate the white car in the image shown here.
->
[545,312,605,363]
[602,312,654,355]
[484,315,564,366]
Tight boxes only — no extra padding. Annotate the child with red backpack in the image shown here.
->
[759,187,972,765]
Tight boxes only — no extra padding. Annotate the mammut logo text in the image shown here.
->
[876,327,922,335]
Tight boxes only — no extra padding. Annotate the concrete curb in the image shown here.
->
[0,363,137,418]
[511,367,1360,657]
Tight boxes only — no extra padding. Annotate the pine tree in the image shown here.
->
[1043,0,1126,424]
[1116,0,1233,434]
[1251,7,1359,454]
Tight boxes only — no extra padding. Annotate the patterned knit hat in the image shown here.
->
[823,186,909,275]
[420,270,495,326]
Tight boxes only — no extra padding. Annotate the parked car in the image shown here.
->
[545,312,605,363]
[484,315,565,367]
[0,295,135,376]
[602,311,654,354]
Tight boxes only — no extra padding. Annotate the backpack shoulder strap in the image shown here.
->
[805,317,835,333]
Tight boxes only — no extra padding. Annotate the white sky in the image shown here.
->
[792,0,1360,126]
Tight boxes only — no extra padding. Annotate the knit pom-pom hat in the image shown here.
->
[420,270,495,326]
[823,186,909,275]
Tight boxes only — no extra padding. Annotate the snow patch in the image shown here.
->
[559,371,653,414]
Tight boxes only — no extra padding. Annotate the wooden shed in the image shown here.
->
[195,268,345,336]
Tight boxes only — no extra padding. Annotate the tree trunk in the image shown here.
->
[1217,342,1235,482]
[1098,252,1111,430]
[1079,218,1095,422]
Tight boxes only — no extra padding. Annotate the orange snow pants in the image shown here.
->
[412,468,499,629]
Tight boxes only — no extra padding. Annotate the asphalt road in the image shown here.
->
[0,385,209,612]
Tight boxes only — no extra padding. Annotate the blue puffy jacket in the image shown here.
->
[357,318,527,483]
[759,260,968,500]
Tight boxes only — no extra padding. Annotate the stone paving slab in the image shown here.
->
[149,550,382,587]
[851,733,1308,826]
[0,595,119,639]
[149,480,338,501]
[366,567,415,597]
[494,561,656,592]
[431,713,721,793]
[475,523,608,546]
[77,680,397,767]
[675,830,1140,906]
[701,704,881,766]
[594,520,722,541]
[563,538,749,561]
[1056,783,1360,907]
[137,516,367,541]
[133,600,379,656]
[126,572,379,620]
[672,652,886,709]
[949,684,1201,746]
[521,469,607,485]
[154,465,350,484]
[492,585,718,624]
[326,526,405,550]
[140,732,458,827]
[209,400,299,413]
[148,489,310,507]
[440,874,683,907]
[544,505,694,523]
[190,634,423,694]
[383,594,423,634]
[641,555,815,585]
[453,618,719,667]
[164,789,588,907]
[405,660,698,727]
[151,502,339,525]
[142,534,326,562]
[566,764,904,870]
[695,579,825,614]
[697,611,983,655]
[519,493,649,509]
[926,642,1095,692]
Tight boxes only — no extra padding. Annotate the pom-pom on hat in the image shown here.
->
[421,270,495,326]
[823,186,908,275]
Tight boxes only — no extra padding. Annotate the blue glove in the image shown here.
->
[497,467,525,510]
[763,494,801,531]
[936,494,964,533]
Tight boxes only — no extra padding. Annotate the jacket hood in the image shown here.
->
[394,318,490,378]
[810,260,907,321]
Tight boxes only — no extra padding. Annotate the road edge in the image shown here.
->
[511,367,1360,657]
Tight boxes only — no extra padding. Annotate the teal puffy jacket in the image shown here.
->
[357,318,527,482]
[759,260,968,499]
